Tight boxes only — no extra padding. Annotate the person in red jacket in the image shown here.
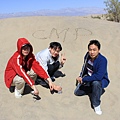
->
[4,38,62,98]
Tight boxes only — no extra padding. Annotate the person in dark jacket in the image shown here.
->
[74,40,110,115]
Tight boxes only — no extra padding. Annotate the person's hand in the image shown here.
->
[61,53,66,65]
[76,77,83,84]
[31,85,39,95]
[47,78,54,91]
[53,84,62,91]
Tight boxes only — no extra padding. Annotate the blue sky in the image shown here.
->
[0,0,106,14]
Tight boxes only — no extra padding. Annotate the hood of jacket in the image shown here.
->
[17,38,33,55]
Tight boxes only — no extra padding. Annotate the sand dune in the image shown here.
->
[0,16,120,120]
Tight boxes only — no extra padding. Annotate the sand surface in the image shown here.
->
[0,16,120,120]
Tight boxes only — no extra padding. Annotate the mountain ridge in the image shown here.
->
[0,7,105,19]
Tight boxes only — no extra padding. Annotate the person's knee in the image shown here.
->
[18,79,25,86]
[74,91,81,96]
[92,81,101,87]
[74,90,85,96]
[74,91,79,96]
[15,79,25,91]
[28,69,37,80]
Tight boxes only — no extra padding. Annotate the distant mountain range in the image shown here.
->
[0,7,105,19]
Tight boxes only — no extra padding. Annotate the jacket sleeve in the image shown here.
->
[82,56,107,82]
[12,55,34,86]
[32,55,49,80]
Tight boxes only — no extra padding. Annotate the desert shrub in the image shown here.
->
[91,15,101,19]
[104,0,120,22]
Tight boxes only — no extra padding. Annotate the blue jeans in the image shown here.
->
[74,81,102,107]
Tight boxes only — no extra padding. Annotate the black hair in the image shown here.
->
[88,40,101,50]
[21,43,32,55]
[22,44,31,48]
[49,42,62,51]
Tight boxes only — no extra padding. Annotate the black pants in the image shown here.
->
[47,61,60,77]
[36,61,60,86]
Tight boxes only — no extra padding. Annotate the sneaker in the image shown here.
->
[94,105,102,115]
[15,89,22,98]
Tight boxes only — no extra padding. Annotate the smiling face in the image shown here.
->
[88,44,100,60]
[21,45,30,57]
[49,47,60,57]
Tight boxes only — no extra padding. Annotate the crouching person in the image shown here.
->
[74,40,110,115]
[4,38,62,98]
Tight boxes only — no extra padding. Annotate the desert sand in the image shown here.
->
[0,16,120,120]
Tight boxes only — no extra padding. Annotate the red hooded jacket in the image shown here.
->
[4,38,49,88]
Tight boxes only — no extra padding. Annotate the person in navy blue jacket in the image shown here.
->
[74,40,110,115]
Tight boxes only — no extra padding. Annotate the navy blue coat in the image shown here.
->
[81,53,110,88]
